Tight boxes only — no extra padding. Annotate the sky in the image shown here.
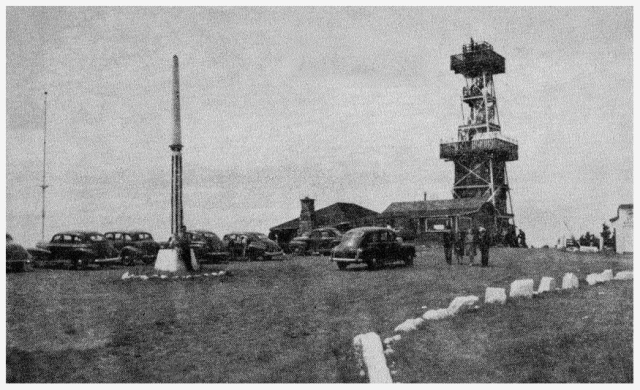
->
[5,7,633,247]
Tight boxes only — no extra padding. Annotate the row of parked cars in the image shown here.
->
[6,229,284,271]
[7,226,416,272]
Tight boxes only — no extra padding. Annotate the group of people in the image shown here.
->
[442,226,491,267]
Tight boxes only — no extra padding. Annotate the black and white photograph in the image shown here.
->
[4,5,634,383]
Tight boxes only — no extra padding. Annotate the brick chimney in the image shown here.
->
[298,197,316,235]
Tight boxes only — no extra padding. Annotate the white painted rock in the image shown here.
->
[382,335,401,346]
[160,275,167,279]
[352,332,393,383]
[536,277,556,294]
[422,308,452,320]
[509,279,534,299]
[614,271,633,280]
[393,318,424,333]
[139,275,149,281]
[599,269,613,282]
[447,295,480,315]
[586,273,600,285]
[562,273,579,289]
[121,271,131,280]
[484,287,507,304]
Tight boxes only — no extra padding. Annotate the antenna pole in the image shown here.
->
[41,91,49,241]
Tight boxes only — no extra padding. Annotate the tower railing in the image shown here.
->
[440,132,518,161]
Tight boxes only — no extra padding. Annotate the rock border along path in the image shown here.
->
[120,270,227,281]
[353,269,632,383]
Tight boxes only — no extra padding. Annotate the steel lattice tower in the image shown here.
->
[440,39,518,232]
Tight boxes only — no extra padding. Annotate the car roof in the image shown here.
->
[225,231,265,236]
[346,227,392,233]
[189,230,217,235]
[54,231,104,236]
[104,230,152,235]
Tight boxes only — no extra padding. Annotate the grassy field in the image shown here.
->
[6,248,633,383]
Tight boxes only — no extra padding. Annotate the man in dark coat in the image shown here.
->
[478,226,490,267]
[455,230,466,265]
[176,225,194,271]
[443,228,454,265]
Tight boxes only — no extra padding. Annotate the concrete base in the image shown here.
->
[154,248,199,273]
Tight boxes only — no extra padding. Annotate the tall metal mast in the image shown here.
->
[40,91,49,241]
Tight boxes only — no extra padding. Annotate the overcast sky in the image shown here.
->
[5,7,633,247]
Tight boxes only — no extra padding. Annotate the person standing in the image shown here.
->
[478,226,490,267]
[455,229,465,264]
[517,229,527,248]
[176,225,193,271]
[465,228,477,265]
[443,228,453,265]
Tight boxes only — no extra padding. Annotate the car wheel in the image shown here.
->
[337,262,347,270]
[366,258,379,271]
[121,252,134,266]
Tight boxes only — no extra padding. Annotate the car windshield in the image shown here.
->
[253,233,268,240]
[340,230,366,247]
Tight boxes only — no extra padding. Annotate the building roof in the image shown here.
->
[270,202,380,231]
[381,197,491,218]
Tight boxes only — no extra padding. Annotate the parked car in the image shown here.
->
[104,231,160,265]
[34,231,120,269]
[186,230,227,263]
[331,227,416,271]
[289,227,343,256]
[222,232,284,261]
[6,234,33,272]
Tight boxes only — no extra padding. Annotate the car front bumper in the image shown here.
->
[331,257,361,263]
[265,250,285,259]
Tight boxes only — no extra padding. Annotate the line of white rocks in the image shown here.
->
[120,270,226,281]
[353,269,633,383]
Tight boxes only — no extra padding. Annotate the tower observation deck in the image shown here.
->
[440,39,518,232]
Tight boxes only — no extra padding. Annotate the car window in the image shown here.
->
[105,233,113,240]
[114,233,122,240]
[371,232,379,243]
[62,235,73,243]
[380,231,388,241]
[123,234,132,242]
[341,230,365,246]
[321,231,330,239]
[52,235,62,243]
[90,234,106,242]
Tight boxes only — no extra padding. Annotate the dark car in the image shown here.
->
[6,234,33,272]
[289,227,343,256]
[35,231,120,269]
[105,231,160,265]
[187,230,227,263]
[222,232,284,261]
[331,227,416,271]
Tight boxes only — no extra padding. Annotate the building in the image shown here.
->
[610,204,633,254]
[380,196,496,243]
[269,198,379,243]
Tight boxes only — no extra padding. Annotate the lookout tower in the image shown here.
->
[440,39,518,231]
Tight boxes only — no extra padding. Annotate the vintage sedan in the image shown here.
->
[331,227,416,271]
[105,231,160,265]
[6,234,33,272]
[187,230,228,263]
[35,231,120,269]
[289,227,343,256]
[223,232,284,261]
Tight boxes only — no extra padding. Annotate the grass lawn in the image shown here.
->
[6,248,633,382]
